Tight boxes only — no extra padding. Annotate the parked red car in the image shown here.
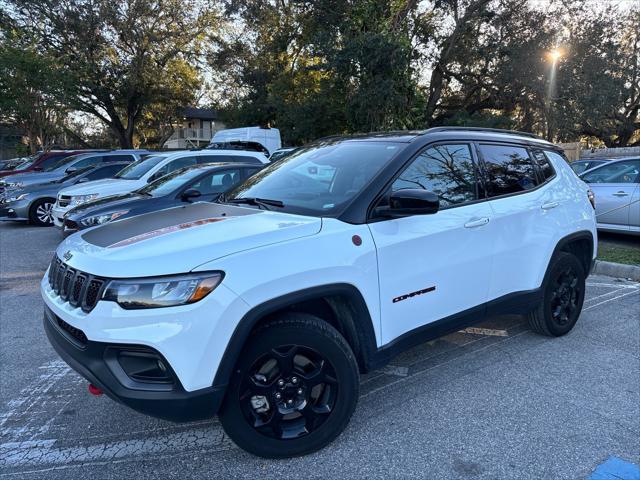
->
[0,150,104,178]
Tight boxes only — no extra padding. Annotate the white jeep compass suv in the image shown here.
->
[42,128,597,458]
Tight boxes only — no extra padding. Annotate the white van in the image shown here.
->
[210,127,282,155]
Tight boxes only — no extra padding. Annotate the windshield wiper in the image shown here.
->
[226,197,284,211]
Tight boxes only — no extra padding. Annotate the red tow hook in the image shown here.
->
[88,383,104,396]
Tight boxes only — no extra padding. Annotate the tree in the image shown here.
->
[213,0,425,145]
[5,0,217,148]
[0,22,70,152]
[551,4,640,146]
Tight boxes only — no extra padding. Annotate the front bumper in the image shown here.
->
[0,200,30,221]
[44,305,225,422]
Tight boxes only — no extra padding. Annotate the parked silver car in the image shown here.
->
[0,162,131,226]
[569,159,610,175]
[580,157,640,235]
[0,150,146,191]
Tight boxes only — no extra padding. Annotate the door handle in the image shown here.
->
[612,191,629,197]
[541,201,559,210]
[464,217,490,228]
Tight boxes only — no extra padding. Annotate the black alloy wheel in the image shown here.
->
[239,344,338,440]
[219,313,359,458]
[549,265,581,327]
[528,251,586,336]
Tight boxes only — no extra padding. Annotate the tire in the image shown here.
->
[219,312,359,458]
[528,252,586,336]
[28,198,55,226]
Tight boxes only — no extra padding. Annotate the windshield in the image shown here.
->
[45,154,84,172]
[224,141,403,216]
[115,155,167,180]
[137,167,204,197]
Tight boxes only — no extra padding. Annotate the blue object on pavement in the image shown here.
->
[589,457,640,480]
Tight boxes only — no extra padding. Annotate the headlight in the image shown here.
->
[7,182,23,189]
[79,210,129,227]
[69,194,99,207]
[102,272,224,309]
[6,193,28,203]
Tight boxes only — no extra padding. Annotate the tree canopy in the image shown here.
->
[1,0,638,150]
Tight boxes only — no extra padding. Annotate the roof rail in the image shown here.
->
[426,126,542,139]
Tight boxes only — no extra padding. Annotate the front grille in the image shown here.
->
[48,256,107,312]
[58,195,71,207]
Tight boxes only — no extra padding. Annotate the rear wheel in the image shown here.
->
[528,252,586,336]
[219,313,359,458]
[29,198,55,226]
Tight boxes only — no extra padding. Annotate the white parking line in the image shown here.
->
[361,331,529,400]
[586,282,638,289]
[585,287,631,304]
[584,289,640,311]
[0,428,231,469]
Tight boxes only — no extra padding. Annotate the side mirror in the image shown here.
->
[376,189,439,218]
[65,166,78,174]
[181,189,202,202]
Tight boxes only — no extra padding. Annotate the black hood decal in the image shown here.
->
[81,202,260,248]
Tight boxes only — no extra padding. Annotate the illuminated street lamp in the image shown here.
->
[547,48,563,63]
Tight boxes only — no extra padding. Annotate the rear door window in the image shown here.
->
[479,144,539,197]
[531,149,556,181]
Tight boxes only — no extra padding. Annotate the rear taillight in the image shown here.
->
[587,189,596,209]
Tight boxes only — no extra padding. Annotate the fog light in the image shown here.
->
[118,351,174,384]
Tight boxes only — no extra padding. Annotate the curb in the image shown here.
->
[592,260,640,282]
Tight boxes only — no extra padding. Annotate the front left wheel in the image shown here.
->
[29,198,55,226]
[219,313,359,458]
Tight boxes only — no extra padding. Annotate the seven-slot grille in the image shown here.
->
[48,256,107,312]
[58,195,71,207]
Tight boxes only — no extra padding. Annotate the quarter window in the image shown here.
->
[479,144,538,197]
[391,144,477,207]
[533,150,556,181]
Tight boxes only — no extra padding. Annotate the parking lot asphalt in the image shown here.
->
[1,222,638,479]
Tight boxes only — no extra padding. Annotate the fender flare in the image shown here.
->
[212,283,379,388]
[542,230,595,286]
